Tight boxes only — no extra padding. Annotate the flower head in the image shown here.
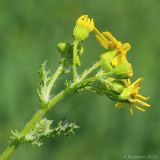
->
[112,42,131,66]
[115,78,150,115]
[94,27,131,66]
[73,15,94,41]
[76,15,94,32]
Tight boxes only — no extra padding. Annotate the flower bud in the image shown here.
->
[106,80,125,100]
[110,80,125,94]
[93,79,125,100]
[57,42,70,54]
[73,26,89,41]
[73,15,94,42]
[111,61,133,79]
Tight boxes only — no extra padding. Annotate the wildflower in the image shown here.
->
[76,15,94,32]
[94,28,111,49]
[115,78,150,115]
[112,42,131,66]
[94,27,131,66]
[73,15,94,41]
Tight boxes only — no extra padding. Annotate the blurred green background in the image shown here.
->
[0,0,160,159]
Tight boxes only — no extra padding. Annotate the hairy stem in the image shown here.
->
[80,62,100,81]
[72,41,79,82]
[0,68,110,160]
[0,89,71,160]
[45,63,64,101]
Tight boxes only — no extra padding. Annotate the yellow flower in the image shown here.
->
[76,15,94,32]
[94,28,112,49]
[93,27,131,66]
[73,15,94,41]
[115,78,150,115]
[112,42,131,66]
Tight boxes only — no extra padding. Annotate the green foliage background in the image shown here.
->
[0,0,160,159]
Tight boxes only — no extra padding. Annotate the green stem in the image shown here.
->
[0,89,71,160]
[80,62,100,81]
[0,71,110,160]
[45,64,64,101]
[72,41,79,82]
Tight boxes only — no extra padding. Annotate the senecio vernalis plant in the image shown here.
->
[0,15,150,160]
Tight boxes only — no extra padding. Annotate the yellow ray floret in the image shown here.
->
[115,78,150,115]
[76,15,94,32]
[93,27,131,66]
[94,27,112,49]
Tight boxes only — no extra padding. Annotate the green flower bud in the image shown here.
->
[57,42,70,54]
[73,15,94,42]
[105,79,125,100]
[73,26,90,41]
[111,61,133,79]
[92,79,125,100]
[110,80,125,94]
[57,42,72,70]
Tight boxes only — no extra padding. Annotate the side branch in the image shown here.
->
[72,41,79,82]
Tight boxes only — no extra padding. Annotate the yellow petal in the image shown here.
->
[102,32,120,47]
[135,99,150,107]
[135,106,145,112]
[94,27,106,40]
[132,78,143,87]
[127,79,131,85]
[76,15,94,31]
[136,94,150,101]
[95,35,109,49]
[119,43,131,54]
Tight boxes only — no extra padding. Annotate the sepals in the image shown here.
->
[73,27,89,42]
[110,61,133,79]
[91,79,125,100]
[102,79,125,100]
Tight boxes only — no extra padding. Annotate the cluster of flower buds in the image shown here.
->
[57,15,150,114]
